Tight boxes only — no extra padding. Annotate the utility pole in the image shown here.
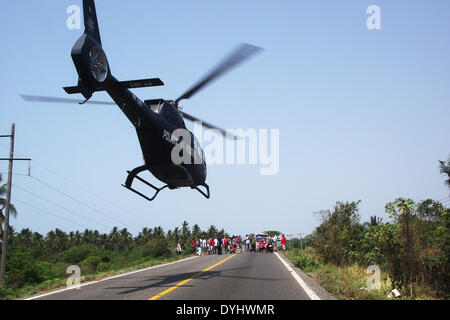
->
[286,234,293,248]
[298,233,303,250]
[0,124,31,285]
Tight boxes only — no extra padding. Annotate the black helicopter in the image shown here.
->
[21,0,262,202]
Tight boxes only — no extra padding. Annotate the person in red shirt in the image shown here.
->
[209,238,214,254]
[281,234,287,251]
[281,234,286,250]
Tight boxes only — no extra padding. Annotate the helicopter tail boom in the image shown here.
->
[63,0,110,103]
[83,0,102,46]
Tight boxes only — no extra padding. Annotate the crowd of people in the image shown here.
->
[176,234,287,256]
[190,235,243,256]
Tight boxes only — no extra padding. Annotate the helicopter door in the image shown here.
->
[192,134,205,165]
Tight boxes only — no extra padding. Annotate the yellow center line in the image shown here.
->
[148,254,237,300]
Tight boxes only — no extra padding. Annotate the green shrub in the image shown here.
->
[313,201,362,266]
[96,262,111,273]
[80,256,102,274]
[99,250,119,263]
[130,238,173,260]
[109,257,129,271]
[5,251,56,289]
[151,239,173,258]
[293,254,321,272]
[35,261,57,280]
[127,246,148,261]
[0,285,13,299]
[52,245,97,264]
[51,262,69,279]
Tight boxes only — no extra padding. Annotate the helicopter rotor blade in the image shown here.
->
[180,110,240,140]
[20,94,116,106]
[20,94,239,138]
[175,43,262,104]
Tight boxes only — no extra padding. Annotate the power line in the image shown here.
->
[12,184,113,232]
[26,157,132,214]
[29,175,139,232]
[0,172,30,177]
[0,143,144,229]
[12,197,88,230]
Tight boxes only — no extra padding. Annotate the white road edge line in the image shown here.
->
[274,252,321,300]
[25,255,199,300]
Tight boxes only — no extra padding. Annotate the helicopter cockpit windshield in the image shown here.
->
[144,99,186,128]
[148,100,164,114]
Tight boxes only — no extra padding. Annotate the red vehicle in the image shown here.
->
[255,234,268,251]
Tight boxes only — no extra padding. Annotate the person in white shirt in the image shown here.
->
[214,238,218,254]
[197,239,202,256]
[272,235,278,252]
[202,238,207,255]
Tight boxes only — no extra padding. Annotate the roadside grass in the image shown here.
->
[310,263,391,300]
[1,252,194,300]
[284,247,439,300]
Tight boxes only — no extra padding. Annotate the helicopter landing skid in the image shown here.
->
[191,183,210,199]
[177,165,210,200]
[122,165,211,201]
[122,165,169,202]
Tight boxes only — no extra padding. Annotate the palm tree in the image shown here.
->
[192,224,201,240]
[153,226,164,239]
[207,225,218,237]
[362,216,383,229]
[181,221,190,249]
[439,157,450,189]
[369,215,383,226]
[173,227,179,245]
[32,231,44,250]
[107,227,120,251]
[15,228,33,247]
[45,230,59,254]
[0,173,18,233]
[119,228,132,250]
[93,230,100,247]
[55,228,69,251]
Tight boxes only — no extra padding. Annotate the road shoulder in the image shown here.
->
[276,251,337,300]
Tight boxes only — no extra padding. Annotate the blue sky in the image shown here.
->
[1,0,449,237]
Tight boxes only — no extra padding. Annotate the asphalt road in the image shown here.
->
[28,251,326,300]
